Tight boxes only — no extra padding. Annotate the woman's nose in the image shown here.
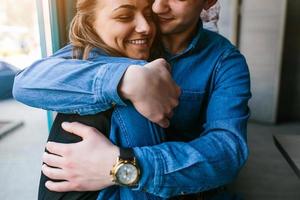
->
[135,16,151,34]
[152,0,169,15]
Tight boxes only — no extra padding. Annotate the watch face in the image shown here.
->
[116,163,138,185]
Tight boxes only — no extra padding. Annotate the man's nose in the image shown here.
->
[152,0,169,15]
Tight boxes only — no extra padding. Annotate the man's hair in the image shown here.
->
[69,0,122,59]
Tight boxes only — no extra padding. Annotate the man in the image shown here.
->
[14,0,250,199]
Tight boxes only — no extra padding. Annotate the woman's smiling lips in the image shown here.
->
[127,38,150,48]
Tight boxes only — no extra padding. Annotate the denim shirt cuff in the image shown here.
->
[95,63,130,107]
[132,147,163,195]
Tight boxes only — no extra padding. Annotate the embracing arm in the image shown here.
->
[41,49,250,197]
[133,50,251,197]
[13,45,136,114]
[13,45,180,127]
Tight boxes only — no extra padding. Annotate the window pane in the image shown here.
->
[0,0,41,70]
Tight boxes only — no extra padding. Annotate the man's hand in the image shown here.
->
[42,122,119,192]
[119,58,181,128]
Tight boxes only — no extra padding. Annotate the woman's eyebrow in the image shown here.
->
[113,4,136,11]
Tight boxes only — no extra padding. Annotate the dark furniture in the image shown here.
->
[273,133,300,178]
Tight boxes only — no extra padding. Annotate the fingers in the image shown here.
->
[46,141,72,157]
[147,58,172,72]
[61,122,98,139]
[42,164,66,181]
[45,180,74,192]
[162,60,171,72]
[42,152,64,168]
[166,110,174,119]
[158,119,170,128]
[158,109,175,128]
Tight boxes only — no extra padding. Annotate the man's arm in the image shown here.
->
[13,45,180,127]
[41,50,251,197]
[132,50,251,197]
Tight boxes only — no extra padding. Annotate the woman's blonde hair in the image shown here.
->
[69,0,122,59]
[69,0,161,60]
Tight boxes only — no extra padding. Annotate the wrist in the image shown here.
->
[107,145,120,186]
[118,65,142,101]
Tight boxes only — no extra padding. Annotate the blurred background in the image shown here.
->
[0,0,300,199]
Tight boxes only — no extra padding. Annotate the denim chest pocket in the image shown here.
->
[170,90,206,131]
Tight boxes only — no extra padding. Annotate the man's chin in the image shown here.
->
[159,25,176,35]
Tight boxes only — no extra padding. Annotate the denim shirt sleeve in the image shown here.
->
[132,50,251,198]
[13,45,146,115]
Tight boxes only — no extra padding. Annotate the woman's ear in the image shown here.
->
[203,0,217,10]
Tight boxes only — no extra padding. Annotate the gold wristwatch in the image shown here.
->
[110,148,140,186]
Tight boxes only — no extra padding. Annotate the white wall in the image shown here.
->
[239,0,287,123]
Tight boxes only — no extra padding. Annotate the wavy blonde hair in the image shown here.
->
[69,0,161,60]
[69,0,122,59]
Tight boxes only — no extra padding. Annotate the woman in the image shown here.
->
[38,0,166,199]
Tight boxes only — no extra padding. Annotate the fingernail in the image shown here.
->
[61,122,70,128]
[45,181,50,188]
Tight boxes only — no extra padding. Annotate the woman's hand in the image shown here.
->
[119,58,181,128]
[42,122,119,192]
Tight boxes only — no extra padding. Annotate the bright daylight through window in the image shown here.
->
[0,0,41,70]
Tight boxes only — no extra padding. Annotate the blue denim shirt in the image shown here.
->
[14,24,251,198]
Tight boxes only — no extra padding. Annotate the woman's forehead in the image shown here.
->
[99,0,152,10]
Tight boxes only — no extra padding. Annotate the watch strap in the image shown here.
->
[119,148,135,161]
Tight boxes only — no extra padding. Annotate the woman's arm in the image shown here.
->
[13,45,138,114]
[13,45,180,126]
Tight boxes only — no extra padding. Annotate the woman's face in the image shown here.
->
[93,0,156,60]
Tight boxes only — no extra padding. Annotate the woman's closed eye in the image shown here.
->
[115,14,134,22]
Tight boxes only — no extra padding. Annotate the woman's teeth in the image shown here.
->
[128,39,147,45]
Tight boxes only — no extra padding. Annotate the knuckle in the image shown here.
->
[72,182,81,191]
[67,172,77,181]
[47,170,54,178]
[86,126,97,133]
[157,59,168,68]
[157,58,166,64]
[62,148,70,156]
[64,160,74,169]
[156,114,165,122]
[161,120,169,128]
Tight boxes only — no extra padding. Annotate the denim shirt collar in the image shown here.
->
[88,48,109,60]
[163,19,204,60]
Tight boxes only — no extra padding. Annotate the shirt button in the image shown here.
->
[112,102,116,107]
[181,191,186,195]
